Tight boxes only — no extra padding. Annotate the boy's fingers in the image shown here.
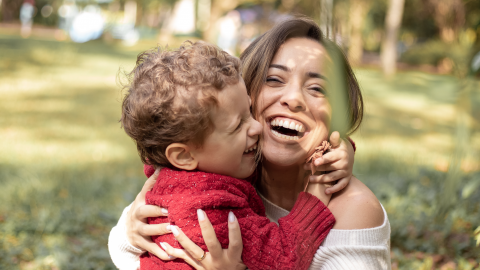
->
[171,226,206,262]
[136,205,168,220]
[197,210,223,259]
[143,240,175,261]
[325,176,350,195]
[227,212,243,260]
[309,170,344,184]
[314,151,343,166]
[138,168,160,201]
[329,131,341,148]
[138,223,172,236]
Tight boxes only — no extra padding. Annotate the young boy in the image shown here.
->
[120,41,336,270]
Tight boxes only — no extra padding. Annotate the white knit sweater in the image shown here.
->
[108,198,391,270]
[258,193,391,270]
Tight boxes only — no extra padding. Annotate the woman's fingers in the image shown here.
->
[137,167,160,201]
[325,177,349,195]
[138,223,172,236]
[227,212,243,260]
[160,242,203,269]
[171,226,206,261]
[142,240,176,261]
[197,210,223,259]
[135,204,168,220]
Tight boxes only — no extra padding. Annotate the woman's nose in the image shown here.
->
[279,84,306,112]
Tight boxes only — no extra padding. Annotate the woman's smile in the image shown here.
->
[267,116,307,141]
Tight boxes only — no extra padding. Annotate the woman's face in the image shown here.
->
[256,37,331,167]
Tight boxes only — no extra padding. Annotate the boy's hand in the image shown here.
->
[303,131,354,195]
[305,180,332,206]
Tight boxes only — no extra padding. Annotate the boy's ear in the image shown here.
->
[165,143,199,171]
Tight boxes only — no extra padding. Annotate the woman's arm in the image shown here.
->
[108,204,145,270]
[108,170,175,269]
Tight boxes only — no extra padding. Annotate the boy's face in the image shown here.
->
[191,78,262,179]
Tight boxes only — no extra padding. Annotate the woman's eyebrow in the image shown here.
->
[307,72,326,80]
[269,64,290,72]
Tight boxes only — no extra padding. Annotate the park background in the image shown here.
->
[1,0,479,269]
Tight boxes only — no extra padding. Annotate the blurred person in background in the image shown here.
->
[217,10,242,55]
[20,0,35,37]
[58,0,78,33]
[109,17,391,270]
[69,4,104,43]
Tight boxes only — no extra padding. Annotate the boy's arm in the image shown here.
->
[238,192,335,270]
[108,203,144,270]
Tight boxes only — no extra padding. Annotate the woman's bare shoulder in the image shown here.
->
[328,177,384,230]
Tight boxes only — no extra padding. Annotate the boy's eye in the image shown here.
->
[235,119,244,131]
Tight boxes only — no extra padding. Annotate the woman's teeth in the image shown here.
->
[270,118,305,132]
[269,118,305,140]
[244,145,257,153]
[271,130,299,140]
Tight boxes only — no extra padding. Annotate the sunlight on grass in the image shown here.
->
[0,36,478,269]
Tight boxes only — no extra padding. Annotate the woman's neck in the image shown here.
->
[257,161,308,211]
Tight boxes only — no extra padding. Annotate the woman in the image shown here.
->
[109,17,390,269]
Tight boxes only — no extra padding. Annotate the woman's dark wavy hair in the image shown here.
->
[240,16,364,136]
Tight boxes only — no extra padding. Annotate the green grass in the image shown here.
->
[0,35,479,269]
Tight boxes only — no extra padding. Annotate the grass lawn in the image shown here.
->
[0,35,479,269]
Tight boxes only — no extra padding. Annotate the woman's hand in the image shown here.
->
[304,131,355,195]
[160,210,246,270]
[126,168,176,260]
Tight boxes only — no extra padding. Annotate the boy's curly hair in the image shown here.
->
[121,41,241,168]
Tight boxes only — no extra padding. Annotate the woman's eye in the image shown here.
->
[310,86,326,95]
[266,77,282,83]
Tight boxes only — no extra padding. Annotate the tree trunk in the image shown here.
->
[428,0,465,43]
[320,0,333,39]
[1,0,22,22]
[203,0,239,42]
[380,0,405,77]
[347,0,370,66]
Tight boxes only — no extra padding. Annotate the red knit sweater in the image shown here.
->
[140,166,335,270]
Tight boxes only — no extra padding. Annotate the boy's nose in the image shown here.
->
[248,118,263,137]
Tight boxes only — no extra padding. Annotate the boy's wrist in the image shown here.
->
[347,137,356,152]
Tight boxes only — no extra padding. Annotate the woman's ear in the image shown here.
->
[165,143,199,171]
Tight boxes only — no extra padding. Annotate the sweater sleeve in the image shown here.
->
[108,203,145,270]
[308,245,391,270]
[240,192,335,270]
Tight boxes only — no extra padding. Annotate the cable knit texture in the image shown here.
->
[140,165,335,270]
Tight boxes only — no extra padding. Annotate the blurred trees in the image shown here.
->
[381,0,405,76]
[347,0,370,66]
[427,0,465,43]
[1,0,23,22]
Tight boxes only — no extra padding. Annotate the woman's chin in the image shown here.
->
[261,144,306,168]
